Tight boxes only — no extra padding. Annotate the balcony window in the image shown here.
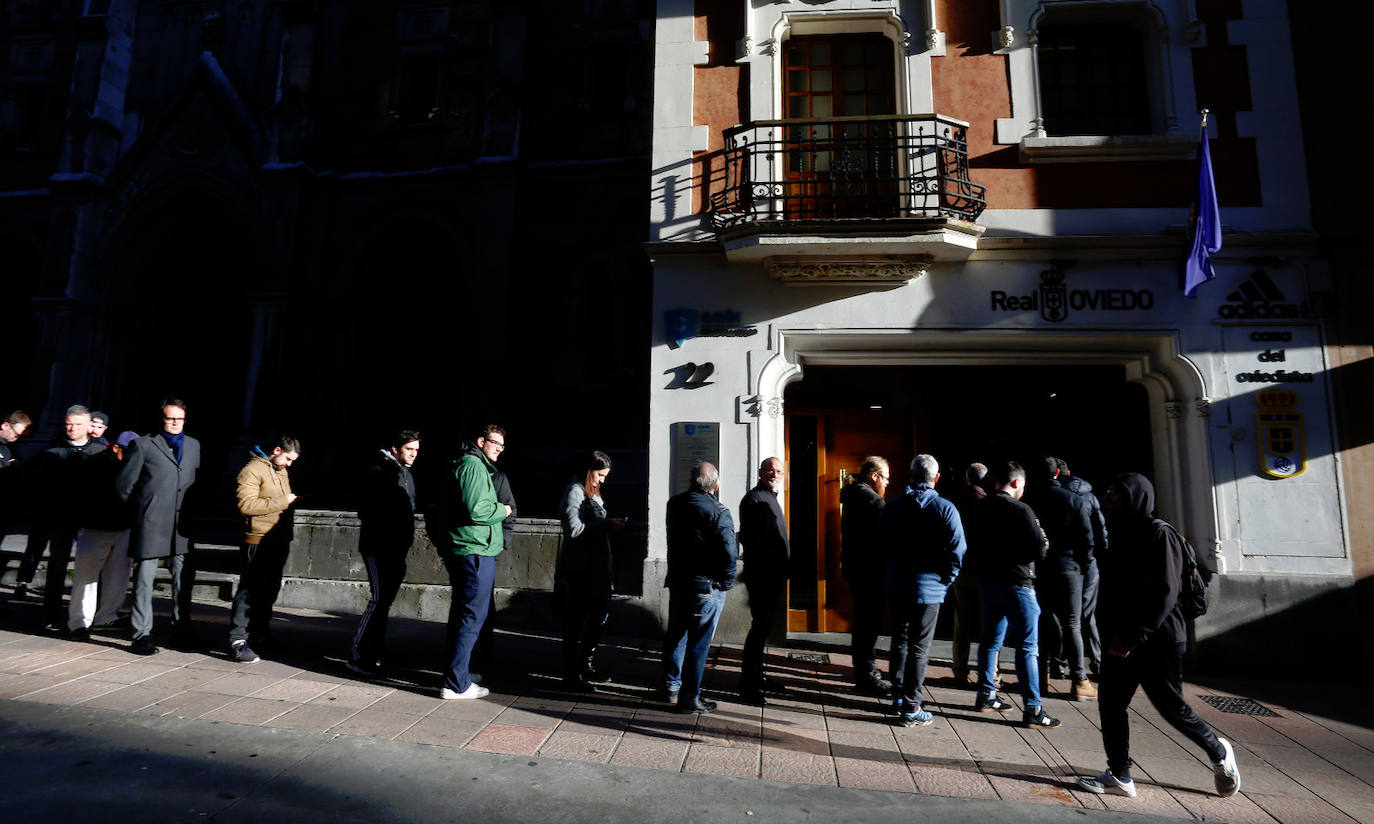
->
[783,34,897,219]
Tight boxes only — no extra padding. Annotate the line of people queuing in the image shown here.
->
[2,402,1239,800]
[660,453,1240,801]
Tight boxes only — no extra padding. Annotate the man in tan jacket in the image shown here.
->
[228,435,300,663]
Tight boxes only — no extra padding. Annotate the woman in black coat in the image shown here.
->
[555,451,625,691]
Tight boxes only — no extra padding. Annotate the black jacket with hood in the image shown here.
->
[1098,472,1186,651]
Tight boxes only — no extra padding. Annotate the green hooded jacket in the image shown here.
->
[444,448,508,556]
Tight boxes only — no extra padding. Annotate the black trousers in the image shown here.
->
[228,538,290,645]
[35,524,78,624]
[1099,638,1225,778]
[846,573,884,683]
[1038,560,1086,681]
[741,578,785,691]
[889,600,941,705]
[352,548,407,664]
[558,582,611,679]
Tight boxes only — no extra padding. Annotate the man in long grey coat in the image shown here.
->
[116,398,201,656]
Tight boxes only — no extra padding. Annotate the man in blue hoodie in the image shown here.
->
[881,454,965,727]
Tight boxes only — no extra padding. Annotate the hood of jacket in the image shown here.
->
[1064,475,1093,495]
[1111,472,1155,522]
[460,441,496,471]
[906,483,940,508]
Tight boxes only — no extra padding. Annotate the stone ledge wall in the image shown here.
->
[280,510,757,644]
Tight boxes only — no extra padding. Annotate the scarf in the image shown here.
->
[162,430,186,463]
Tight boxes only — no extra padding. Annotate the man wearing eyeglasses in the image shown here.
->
[436,424,511,699]
[116,398,201,656]
[841,455,892,696]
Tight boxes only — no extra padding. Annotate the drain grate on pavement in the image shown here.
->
[1200,696,1280,717]
[787,652,831,665]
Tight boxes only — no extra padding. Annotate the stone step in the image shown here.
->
[1,548,240,602]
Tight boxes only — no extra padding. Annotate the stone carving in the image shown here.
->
[998,25,1015,50]
[765,398,783,419]
[1164,400,1183,420]
[765,256,933,284]
[1195,399,1212,418]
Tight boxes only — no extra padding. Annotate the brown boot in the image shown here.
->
[1073,679,1098,701]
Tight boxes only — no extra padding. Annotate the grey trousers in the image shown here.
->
[131,554,193,640]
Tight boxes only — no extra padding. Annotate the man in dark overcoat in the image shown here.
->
[115,398,201,656]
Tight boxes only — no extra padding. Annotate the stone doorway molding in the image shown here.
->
[753,327,1221,569]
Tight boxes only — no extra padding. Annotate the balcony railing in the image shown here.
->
[706,114,986,229]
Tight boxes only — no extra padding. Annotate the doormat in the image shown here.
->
[788,652,831,665]
[1200,696,1280,717]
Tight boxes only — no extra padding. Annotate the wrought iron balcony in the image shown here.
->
[706,114,986,229]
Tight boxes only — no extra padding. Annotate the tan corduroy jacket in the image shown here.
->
[235,454,294,544]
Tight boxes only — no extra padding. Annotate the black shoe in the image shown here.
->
[67,627,91,641]
[11,582,29,599]
[1023,706,1062,728]
[738,689,767,707]
[656,686,680,703]
[346,658,384,678]
[675,698,717,714]
[974,694,1014,713]
[131,636,159,656]
[761,675,789,695]
[582,656,612,683]
[857,676,892,696]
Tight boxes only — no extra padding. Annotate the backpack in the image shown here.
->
[1157,520,1211,619]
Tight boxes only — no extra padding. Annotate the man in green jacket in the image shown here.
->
[438,425,510,699]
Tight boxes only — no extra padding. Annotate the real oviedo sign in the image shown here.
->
[989,268,1154,323]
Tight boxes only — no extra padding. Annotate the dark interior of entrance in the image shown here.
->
[784,363,1152,633]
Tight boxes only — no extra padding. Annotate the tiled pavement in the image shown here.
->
[1,599,1371,823]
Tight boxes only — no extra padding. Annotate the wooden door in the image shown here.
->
[782,34,897,219]
[788,409,913,632]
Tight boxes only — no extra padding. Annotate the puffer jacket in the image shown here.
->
[235,447,295,544]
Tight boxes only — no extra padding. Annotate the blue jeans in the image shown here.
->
[977,582,1042,708]
[442,554,496,693]
[662,587,726,703]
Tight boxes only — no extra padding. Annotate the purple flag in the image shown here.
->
[1183,123,1221,297]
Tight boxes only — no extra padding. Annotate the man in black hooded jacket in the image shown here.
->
[1077,472,1240,800]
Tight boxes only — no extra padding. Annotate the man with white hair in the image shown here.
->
[881,454,965,727]
[662,462,737,714]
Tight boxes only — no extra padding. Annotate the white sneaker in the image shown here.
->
[1078,770,1137,798]
[1213,737,1241,797]
[439,683,490,700]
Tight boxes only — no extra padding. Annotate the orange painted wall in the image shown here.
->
[692,0,746,214]
[932,0,1260,210]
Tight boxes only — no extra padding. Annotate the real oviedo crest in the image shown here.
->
[1257,390,1305,479]
[1039,268,1067,322]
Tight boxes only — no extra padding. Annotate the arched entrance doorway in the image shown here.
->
[754,329,1213,633]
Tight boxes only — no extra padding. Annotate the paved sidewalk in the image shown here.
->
[1,593,1370,823]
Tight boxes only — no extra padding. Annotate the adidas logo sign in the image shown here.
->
[1217,270,1315,320]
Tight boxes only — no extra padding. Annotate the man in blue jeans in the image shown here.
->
[964,461,1061,729]
[437,426,510,700]
[661,462,737,715]
[882,454,965,727]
